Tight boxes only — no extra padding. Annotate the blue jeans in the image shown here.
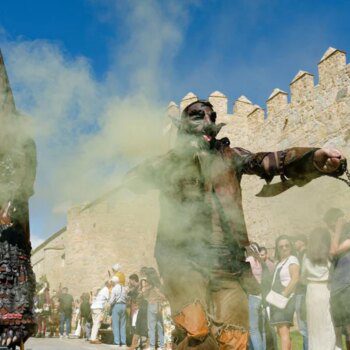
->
[295,294,308,350]
[249,295,266,350]
[148,303,164,348]
[59,312,71,336]
[112,303,126,345]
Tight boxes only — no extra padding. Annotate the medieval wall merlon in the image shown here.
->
[180,92,198,112]
[266,89,288,117]
[246,105,265,147]
[247,105,264,122]
[167,101,180,118]
[290,71,314,108]
[208,91,228,119]
[318,47,346,87]
[233,95,254,116]
[336,66,350,134]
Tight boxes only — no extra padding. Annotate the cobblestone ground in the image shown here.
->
[25,337,117,350]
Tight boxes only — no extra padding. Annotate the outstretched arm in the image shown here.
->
[80,153,169,211]
[234,147,346,196]
[123,152,170,193]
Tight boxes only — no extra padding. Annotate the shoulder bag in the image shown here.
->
[266,258,290,309]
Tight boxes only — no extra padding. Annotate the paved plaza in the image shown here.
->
[25,338,117,350]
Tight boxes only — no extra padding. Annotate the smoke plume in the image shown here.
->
[0,0,193,241]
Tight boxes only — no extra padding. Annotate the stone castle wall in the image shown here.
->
[63,192,159,297]
[32,192,159,297]
[32,228,66,291]
[32,47,350,298]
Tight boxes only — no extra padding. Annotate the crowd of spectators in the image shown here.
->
[33,207,350,350]
[34,282,76,339]
[34,264,173,350]
[247,207,350,350]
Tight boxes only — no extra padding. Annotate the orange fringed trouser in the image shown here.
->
[217,328,249,350]
[159,262,249,350]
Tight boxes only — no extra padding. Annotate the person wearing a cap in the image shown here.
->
[112,264,126,286]
[294,234,309,350]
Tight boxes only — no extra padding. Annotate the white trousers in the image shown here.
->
[90,308,103,341]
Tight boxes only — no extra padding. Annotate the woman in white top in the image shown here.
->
[269,235,300,350]
[301,228,342,350]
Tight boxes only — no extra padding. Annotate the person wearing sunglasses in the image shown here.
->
[269,235,299,350]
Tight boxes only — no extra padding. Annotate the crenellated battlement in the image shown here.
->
[290,70,314,106]
[247,104,264,121]
[166,46,350,248]
[318,47,346,86]
[179,92,197,112]
[208,90,228,118]
[266,89,288,117]
[233,95,254,116]
[168,47,350,151]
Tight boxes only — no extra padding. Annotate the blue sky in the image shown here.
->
[2,0,350,102]
[1,0,349,245]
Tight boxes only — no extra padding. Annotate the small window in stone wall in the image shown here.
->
[61,253,65,267]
